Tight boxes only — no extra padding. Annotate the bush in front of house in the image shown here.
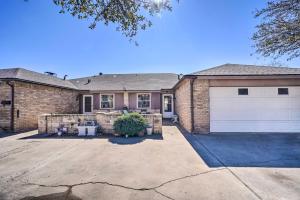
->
[113,113,147,137]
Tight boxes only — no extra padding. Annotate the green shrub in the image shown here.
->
[113,113,147,137]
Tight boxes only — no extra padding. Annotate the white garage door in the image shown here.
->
[210,87,300,132]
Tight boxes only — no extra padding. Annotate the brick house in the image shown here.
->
[1,64,300,133]
[0,69,79,132]
[0,68,178,132]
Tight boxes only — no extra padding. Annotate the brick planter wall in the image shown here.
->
[38,112,162,135]
[38,114,96,134]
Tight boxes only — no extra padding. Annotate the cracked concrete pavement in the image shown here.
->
[0,126,299,200]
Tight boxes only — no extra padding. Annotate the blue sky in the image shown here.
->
[0,0,299,78]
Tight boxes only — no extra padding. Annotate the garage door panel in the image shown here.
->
[211,109,291,121]
[211,99,292,121]
[210,121,300,132]
[210,87,300,133]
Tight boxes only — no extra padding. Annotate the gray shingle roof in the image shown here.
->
[0,68,78,89]
[191,64,300,76]
[70,73,179,91]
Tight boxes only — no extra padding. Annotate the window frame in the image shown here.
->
[83,95,93,113]
[278,88,289,95]
[238,88,249,96]
[100,93,115,109]
[137,93,151,109]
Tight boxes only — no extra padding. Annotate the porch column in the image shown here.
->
[124,92,129,108]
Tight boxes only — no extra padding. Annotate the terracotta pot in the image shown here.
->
[138,130,145,137]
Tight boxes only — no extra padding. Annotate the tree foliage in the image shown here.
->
[53,0,173,38]
[253,0,300,60]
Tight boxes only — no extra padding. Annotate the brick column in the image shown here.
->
[193,79,210,133]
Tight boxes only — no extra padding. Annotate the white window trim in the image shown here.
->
[137,93,151,109]
[100,93,115,109]
[83,95,93,113]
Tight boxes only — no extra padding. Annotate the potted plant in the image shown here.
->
[57,131,62,136]
[146,124,153,135]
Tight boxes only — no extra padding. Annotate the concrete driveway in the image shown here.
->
[0,127,299,200]
[185,132,300,200]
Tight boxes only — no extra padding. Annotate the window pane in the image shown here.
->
[164,96,172,112]
[144,95,150,100]
[238,88,248,95]
[138,100,150,108]
[137,94,150,108]
[108,95,113,101]
[138,94,150,101]
[138,101,143,108]
[102,95,108,101]
[278,88,289,95]
[101,95,114,108]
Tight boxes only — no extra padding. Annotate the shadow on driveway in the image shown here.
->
[184,132,300,168]
[18,133,163,145]
[0,131,26,138]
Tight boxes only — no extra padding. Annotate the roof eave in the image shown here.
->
[192,74,300,79]
[0,78,78,90]
[172,75,197,90]
[172,74,300,90]
[78,89,168,93]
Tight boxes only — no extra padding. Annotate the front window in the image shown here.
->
[100,94,114,109]
[137,93,151,108]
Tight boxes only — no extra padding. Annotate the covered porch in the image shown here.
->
[80,90,175,119]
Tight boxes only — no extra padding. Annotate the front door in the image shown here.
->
[162,94,173,118]
[83,95,93,113]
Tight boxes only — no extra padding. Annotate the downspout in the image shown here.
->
[173,92,176,116]
[45,115,48,134]
[6,81,15,132]
[190,77,197,133]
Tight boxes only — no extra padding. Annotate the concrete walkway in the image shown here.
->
[0,127,298,200]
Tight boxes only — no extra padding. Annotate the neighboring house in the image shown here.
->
[0,68,179,132]
[1,64,300,133]
[0,68,79,132]
[174,64,300,133]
